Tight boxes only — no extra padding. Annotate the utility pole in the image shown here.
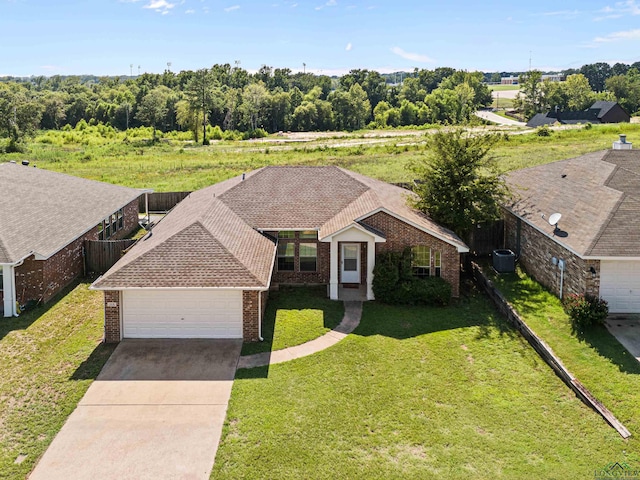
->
[138,65,141,76]
[303,62,306,74]
[167,62,172,72]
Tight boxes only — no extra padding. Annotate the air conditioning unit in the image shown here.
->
[492,249,516,273]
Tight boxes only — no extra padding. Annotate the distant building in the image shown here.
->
[526,101,630,127]
[501,73,563,85]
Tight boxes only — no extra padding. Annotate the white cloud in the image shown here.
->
[224,4,240,12]
[315,0,336,10]
[185,8,195,13]
[143,0,175,13]
[390,46,434,63]
[595,0,640,19]
[539,9,579,16]
[593,28,640,43]
[345,42,352,51]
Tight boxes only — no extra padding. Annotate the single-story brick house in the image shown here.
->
[92,166,469,343]
[503,147,640,313]
[0,162,149,317]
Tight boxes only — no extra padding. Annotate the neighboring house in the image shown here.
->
[0,162,149,317]
[503,145,640,314]
[526,101,630,127]
[92,166,469,343]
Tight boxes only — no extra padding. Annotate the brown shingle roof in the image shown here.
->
[0,163,147,264]
[92,189,276,289]
[505,149,640,257]
[95,166,468,289]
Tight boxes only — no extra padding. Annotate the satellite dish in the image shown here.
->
[548,213,562,227]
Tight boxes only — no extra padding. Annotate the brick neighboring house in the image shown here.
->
[0,162,149,317]
[503,147,640,313]
[92,166,469,343]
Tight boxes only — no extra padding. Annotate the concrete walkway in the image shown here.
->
[29,339,242,480]
[237,300,362,369]
[474,109,526,127]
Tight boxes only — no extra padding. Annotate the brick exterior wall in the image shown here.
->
[14,199,139,308]
[243,290,261,342]
[104,290,121,343]
[504,212,600,298]
[361,212,462,297]
[269,232,330,285]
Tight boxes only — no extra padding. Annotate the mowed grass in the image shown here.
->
[3,124,640,192]
[241,286,344,356]
[214,289,628,480]
[0,282,115,479]
[487,266,640,453]
[488,84,521,91]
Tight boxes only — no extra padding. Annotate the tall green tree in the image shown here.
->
[184,69,216,144]
[408,131,509,239]
[0,83,43,149]
[135,86,171,141]
[514,70,544,119]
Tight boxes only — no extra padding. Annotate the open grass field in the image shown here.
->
[488,84,521,91]
[2,123,640,192]
[0,283,115,480]
[214,286,630,479]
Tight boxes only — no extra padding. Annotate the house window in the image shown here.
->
[299,230,318,240]
[277,242,295,271]
[300,243,317,272]
[97,221,105,240]
[278,231,295,239]
[105,218,111,238]
[110,214,117,235]
[117,208,124,230]
[412,246,430,278]
[434,251,442,277]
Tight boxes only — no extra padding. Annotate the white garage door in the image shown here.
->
[600,261,640,314]
[122,290,243,338]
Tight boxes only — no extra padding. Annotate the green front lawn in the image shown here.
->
[215,289,628,479]
[0,283,114,480]
[241,286,344,356]
[487,266,640,450]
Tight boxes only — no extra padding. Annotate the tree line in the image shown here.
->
[0,65,492,146]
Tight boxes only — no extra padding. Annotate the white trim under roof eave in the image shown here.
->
[89,285,269,291]
[319,222,386,243]
[583,256,640,261]
[355,207,469,253]
[0,251,36,266]
[33,192,152,262]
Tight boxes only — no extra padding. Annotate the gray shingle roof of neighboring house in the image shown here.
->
[504,149,640,258]
[94,166,468,290]
[0,163,148,264]
[591,100,620,119]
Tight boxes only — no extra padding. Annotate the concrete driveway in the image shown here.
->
[29,339,242,480]
[606,316,640,363]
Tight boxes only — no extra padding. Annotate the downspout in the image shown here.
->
[258,290,264,341]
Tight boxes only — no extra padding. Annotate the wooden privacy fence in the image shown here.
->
[139,191,192,212]
[84,239,137,274]
[469,220,504,256]
[472,261,631,439]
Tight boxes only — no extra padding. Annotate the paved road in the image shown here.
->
[475,109,526,127]
[29,339,241,480]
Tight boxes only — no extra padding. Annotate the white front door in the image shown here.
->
[341,243,360,283]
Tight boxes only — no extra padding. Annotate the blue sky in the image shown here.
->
[2,0,640,77]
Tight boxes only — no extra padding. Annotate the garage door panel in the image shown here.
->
[600,261,640,314]
[123,290,243,339]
